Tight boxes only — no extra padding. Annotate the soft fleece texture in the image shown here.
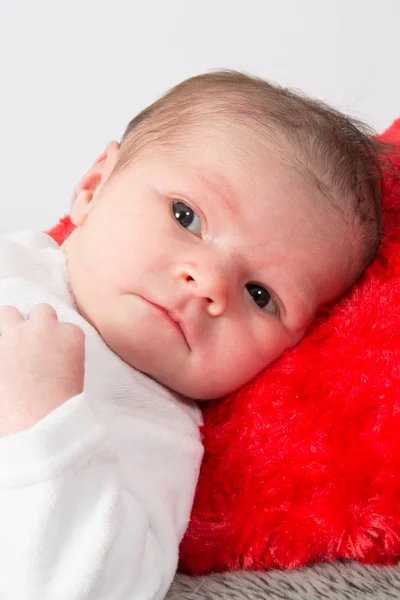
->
[48,119,400,575]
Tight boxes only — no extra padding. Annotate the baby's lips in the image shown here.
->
[167,308,190,348]
[143,297,191,349]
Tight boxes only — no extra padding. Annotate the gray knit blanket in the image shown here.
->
[167,562,400,600]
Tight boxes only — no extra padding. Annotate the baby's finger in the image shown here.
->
[0,305,25,333]
[28,304,58,322]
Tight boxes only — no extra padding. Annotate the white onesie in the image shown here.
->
[0,231,203,600]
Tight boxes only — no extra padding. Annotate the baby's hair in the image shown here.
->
[117,70,388,279]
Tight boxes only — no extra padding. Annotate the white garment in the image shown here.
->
[0,232,203,600]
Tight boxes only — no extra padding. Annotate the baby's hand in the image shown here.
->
[0,304,85,435]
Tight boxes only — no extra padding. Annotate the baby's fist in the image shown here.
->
[0,304,85,435]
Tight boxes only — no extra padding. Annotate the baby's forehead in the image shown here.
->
[135,129,341,235]
[176,160,342,243]
[171,128,286,186]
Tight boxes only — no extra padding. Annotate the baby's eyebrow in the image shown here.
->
[192,171,239,219]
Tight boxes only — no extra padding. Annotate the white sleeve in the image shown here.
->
[0,393,203,600]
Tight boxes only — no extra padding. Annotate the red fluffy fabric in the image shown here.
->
[48,120,400,574]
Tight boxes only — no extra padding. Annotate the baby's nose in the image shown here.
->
[174,262,229,317]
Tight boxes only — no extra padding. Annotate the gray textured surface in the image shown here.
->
[167,562,400,600]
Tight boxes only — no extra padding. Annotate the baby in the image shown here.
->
[0,71,383,599]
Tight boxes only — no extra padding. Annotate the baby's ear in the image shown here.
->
[70,142,120,226]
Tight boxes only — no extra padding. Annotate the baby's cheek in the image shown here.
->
[193,319,291,398]
[252,320,293,367]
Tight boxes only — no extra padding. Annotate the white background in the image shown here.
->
[0,0,398,232]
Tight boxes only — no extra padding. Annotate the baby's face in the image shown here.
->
[63,134,354,399]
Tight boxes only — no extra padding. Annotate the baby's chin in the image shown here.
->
[105,331,263,400]
[139,361,255,401]
[129,358,228,401]
[105,336,237,401]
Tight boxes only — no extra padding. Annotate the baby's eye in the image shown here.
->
[172,201,202,236]
[246,283,279,314]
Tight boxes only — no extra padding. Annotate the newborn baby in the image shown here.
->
[0,71,383,599]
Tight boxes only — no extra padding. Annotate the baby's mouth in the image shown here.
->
[141,298,191,350]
